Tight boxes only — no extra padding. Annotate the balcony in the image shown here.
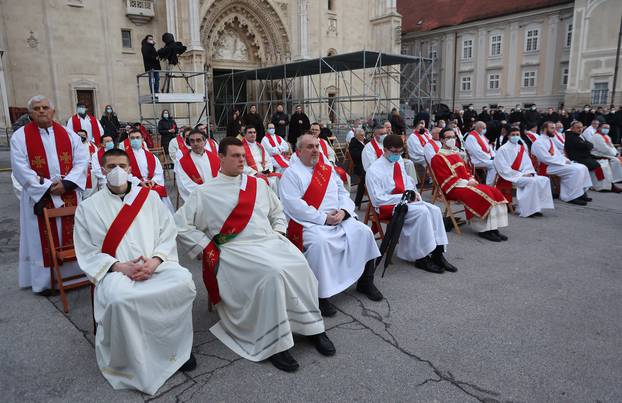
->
[126,0,155,25]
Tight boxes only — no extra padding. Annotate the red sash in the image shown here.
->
[85,142,96,189]
[472,131,491,155]
[242,139,266,172]
[287,160,333,251]
[266,133,283,148]
[24,122,78,267]
[555,133,565,144]
[597,132,612,147]
[526,132,538,143]
[414,133,427,146]
[176,135,188,154]
[126,147,168,197]
[72,114,101,144]
[496,145,525,203]
[179,152,219,184]
[378,162,406,219]
[202,176,257,304]
[101,187,151,257]
[430,140,440,153]
[97,148,105,167]
[537,139,556,176]
[319,139,331,157]
[371,138,383,158]
[206,138,218,153]
[266,134,289,168]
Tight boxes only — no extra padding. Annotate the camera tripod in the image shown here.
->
[160,61,195,93]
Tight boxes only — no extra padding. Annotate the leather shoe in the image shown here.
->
[318,298,337,317]
[612,185,622,193]
[581,193,592,202]
[309,332,336,356]
[269,350,299,372]
[356,281,384,301]
[493,230,508,241]
[179,353,197,372]
[478,230,502,242]
[414,256,444,273]
[568,197,587,206]
[437,255,458,272]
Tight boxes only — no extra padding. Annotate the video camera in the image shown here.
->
[157,32,186,66]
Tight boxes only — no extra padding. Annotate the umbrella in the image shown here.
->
[376,190,417,277]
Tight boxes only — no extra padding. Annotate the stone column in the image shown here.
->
[297,0,309,60]
[506,22,519,98]
[166,0,177,37]
[543,14,559,98]
[187,0,203,51]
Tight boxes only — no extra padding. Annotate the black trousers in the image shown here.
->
[354,172,366,206]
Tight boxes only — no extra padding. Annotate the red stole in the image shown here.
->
[178,152,219,184]
[176,135,188,154]
[287,160,333,251]
[266,134,289,168]
[202,176,257,305]
[430,140,440,153]
[125,147,167,197]
[414,133,427,146]
[242,139,265,171]
[555,133,565,144]
[526,132,538,143]
[97,148,105,167]
[537,138,556,176]
[319,139,330,157]
[85,143,96,189]
[205,138,218,153]
[496,145,525,203]
[101,187,151,257]
[471,131,491,155]
[24,122,78,267]
[371,138,383,158]
[597,132,612,147]
[378,161,406,220]
[72,114,101,144]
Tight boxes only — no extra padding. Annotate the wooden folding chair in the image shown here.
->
[43,206,91,313]
[363,201,390,240]
[428,165,467,235]
[332,140,346,163]
[464,150,488,184]
[493,174,515,214]
[150,146,171,180]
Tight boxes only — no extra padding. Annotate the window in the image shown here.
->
[522,70,537,88]
[328,0,335,11]
[121,29,132,49]
[488,73,500,90]
[462,39,473,60]
[561,66,569,86]
[525,29,539,52]
[591,82,609,104]
[431,72,437,94]
[461,75,472,92]
[429,45,437,60]
[490,34,502,56]
[565,23,573,48]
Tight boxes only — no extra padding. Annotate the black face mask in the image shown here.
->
[80,136,87,143]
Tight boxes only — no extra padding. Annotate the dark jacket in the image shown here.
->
[227,113,242,137]
[565,131,600,171]
[523,109,541,128]
[320,127,332,141]
[100,114,120,137]
[508,110,524,124]
[141,39,161,71]
[478,111,492,123]
[348,138,366,176]
[243,112,265,142]
[288,112,310,143]
[577,111,595,127]
[158,116,177,149]
[271,111,289,138]
[390,115,406,135]
[493,111,507,121]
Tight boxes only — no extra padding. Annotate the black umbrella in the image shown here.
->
[376,190,417,277]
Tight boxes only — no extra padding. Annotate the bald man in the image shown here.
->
[465,121,496,185]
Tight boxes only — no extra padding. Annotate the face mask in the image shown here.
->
[106,108,112,113]
[378,134,386,144]
[469,106,474,110]
[130,138,142,150]
[104,142,114,151]
[387,153,400,163]
[267,128,275,135]
[509,136,520,144]
[148,39,155,45]
[163,113,169,119]
[445,138,456,149]
[77,107,86,115]
[601,128,610,135]
[80,136,87,143]
[531,106,536,110]
[584,108,589,112]
[106,166,129,187]
[557,128,564,134]
[481,129,487,136]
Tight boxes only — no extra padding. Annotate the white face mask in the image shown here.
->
[106,166,129,187]
[445,138,456,149]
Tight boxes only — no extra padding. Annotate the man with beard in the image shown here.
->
[288,105,311,149]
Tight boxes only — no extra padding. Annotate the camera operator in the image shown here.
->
[141,35,161,94]
[157,33,187,92]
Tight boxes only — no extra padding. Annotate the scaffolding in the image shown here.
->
[211,50,434,139]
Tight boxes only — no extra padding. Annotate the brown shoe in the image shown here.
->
[612,185,622,193]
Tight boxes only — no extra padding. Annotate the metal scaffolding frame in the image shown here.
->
[211,51,434,139]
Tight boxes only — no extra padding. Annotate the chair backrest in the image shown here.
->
[43,206,77,267]
[150,146,169,167]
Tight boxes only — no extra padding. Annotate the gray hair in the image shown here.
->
[27,95,54,111]
[355,127,365,136]
[296,133,315,150]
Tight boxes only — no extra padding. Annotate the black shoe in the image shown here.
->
[414,256,444,273]
[568,198,587,206]
[478,230,502,242]
[318,298,337,317]
[437,255,458,272]
[581,193,592,202]
[612,185,622,193]
[443,217,454,232]
[356,281,384,301]
[492,230,508,241]
[529,212,543,217]
[36,289,56,297]
[269,350,299,372]
[309,332,336,356]
[179,353,197,372]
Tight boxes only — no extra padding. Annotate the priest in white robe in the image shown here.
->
[407,127,428,167]
[279,134,382,317]
[168,126,191,165]
[423,127,442,164]
[174,129,220,201]
[363,126,418,185]
[175,137,332,373]
[366,134,456,274]
[309,122,352,191]
[553,122,566,152]
[75,129,99,199]
[465,121,497,185]
[493,128,554,217]
[74,148,196,395]
[11,95,88,294]
[91,134,115,190]
[590,123,622,183]
[532,122,592,205]
[241,125,280,194]
[66,102,104,144]
[261,123,291,173]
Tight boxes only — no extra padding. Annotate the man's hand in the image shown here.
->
[523,173,535,177]
[325,210,345,226]
[111,257,144,278]
[131,257,162,281]
[140,179,154,187]
[467,178,478,186]
[168,128,175,133]
[49,181,65,196]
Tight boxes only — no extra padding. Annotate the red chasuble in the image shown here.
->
[101,187,151,257]
[431,152,506,220]
[72,114,101,144]
[266,134,290,168]
[286,159,333,251]
[178,151,219,184]
[202,176,257,304]
[24,122,78,267]
[125,147,168,197]
[495,144,526,203]
[378,162,406,220]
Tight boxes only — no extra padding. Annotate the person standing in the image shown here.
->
[100,105,120,143]
[141,34,161,94]
[66,102,104,145]
[226,109,242,137]
[157,109,177,153]
[271,103,289,141]
[389,108,406,136]
[288,105,310,148]
[243,104,265,143]
[11,95,88,294]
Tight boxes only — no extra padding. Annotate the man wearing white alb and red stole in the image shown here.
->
[589,122,622,184]
[431,129,510,242]
[75,129,99,199]
[241,125,281,193]
[532,122,592,205]
[66,102,104,145]
[174,129,220,201]
[168,126,191,165]
[261,122,290,173]
[279,134,382,317]
[309,122,351,190]
[464,121,497,185]
[125,128,175,212]
[366,135,457,274]
[423,127,442,165]
[553,122,566,152]
[91,134,115,191]
[74,148,196,395]
[407,125,429,167]
[364,125,418,185]
[10,95,88,294]
[493,127,554,218]
[175,137,332,373]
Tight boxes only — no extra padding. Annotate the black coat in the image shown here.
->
[227,115,243,137]
[565,132,600,171]
[141,41,161,71]
[509,110,524,124]
[100,114,120,137]
[478,111,492,123]
[493,111,507,121]
[463,109,478,124]
[288,112,310,143]
[390,115,406,135]
[271,112,289,138]
[415,111,430,128]
[348,138,366,176]
[577,111,595,127]
[158,118,177,149]
[523,110,541,127]
[243,113,265,141]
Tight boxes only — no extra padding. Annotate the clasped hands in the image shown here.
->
[112,256,162,281]
[49,180,66,196]
[325,209,346,226]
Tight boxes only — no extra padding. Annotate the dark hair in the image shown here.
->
[128,128,142,136]
[598,121,609,128]
[383,134,403,149]
[310,122,321,127]
[101,133,114,141]
[439,128,453,139]
[102,148,129,166]
[508,127,521,134]
[141,35,154,46]
[76,129,87,135]
[245,125,257,133]
[187,129,205,139]
[219,137,243,156]
[182,126,193,135]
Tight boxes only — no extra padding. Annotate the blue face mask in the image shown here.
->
[104,142,114,151]
[130,138,142,150]
[387,153,401,163]
[481,128,487,136]
[601,128,610,135]
[509,136,520,144]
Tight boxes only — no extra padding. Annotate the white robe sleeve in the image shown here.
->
[366,166,402,207]
[64,129,89,190]
[151,195,179,265]
[465,135,491,163]
[91,153,105,189]
[10,129,53,203]
[532,138,565,166]
[66,117,75,132]
[361,143,375,171]
[335,168,355,214]
[265,182,287,233]
[168,138,180,162]
[279,168,327,225]
[174,160,198,201]
[174,190,212,258]
[591,135,617,158]
[493,145,522,182]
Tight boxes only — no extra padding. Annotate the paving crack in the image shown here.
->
[46,295,94,348]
